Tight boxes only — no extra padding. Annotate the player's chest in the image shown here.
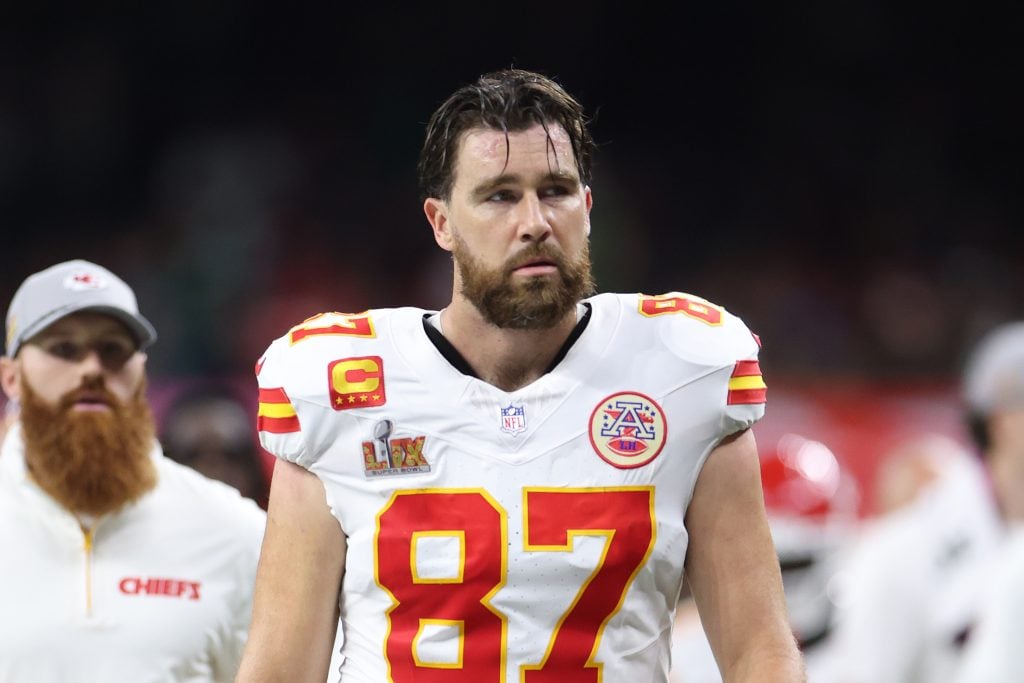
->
[318,388,708,583]
[321,357,723,477]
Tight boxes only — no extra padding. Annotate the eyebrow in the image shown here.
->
[35,326,135,342]
[469,171,580,201]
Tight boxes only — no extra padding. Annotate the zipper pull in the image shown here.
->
[81,524,95,618]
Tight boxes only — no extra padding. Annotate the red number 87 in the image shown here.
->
[374,487,656,682]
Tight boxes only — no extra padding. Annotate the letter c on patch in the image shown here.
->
[331,357,381,394]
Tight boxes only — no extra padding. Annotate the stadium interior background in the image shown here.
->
[3,4,1021,512]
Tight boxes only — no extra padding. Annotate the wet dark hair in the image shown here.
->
[418,69,595,201]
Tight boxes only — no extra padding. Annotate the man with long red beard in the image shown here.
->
[0,260,266,683]
[238,70,802,683]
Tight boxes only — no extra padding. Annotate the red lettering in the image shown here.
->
[116,577,203,600]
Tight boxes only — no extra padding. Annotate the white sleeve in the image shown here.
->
[255,336,312,467]
[954,529,1024,683]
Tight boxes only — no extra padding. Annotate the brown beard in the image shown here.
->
[19,376,157,517]
[453,236,595,330]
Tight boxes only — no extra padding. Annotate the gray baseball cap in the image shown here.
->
[963,322,1024,415]
[5,259,157,357]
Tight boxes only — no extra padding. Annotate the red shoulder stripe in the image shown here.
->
[731,360,762,378]
[257,415,301,434]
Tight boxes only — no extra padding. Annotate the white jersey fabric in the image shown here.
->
[0,425,266,683]
[257,292,766,682]
[953,525,1024,683]
[822,453,1003,683]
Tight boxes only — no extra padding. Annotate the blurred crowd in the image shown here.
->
[2,4,1021,382]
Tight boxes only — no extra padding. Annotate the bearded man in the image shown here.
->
[238,70,801,683]
[0,259,266,683]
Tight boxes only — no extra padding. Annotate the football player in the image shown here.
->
[237,69,803,683]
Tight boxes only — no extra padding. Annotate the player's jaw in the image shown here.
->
[454,236,594,330]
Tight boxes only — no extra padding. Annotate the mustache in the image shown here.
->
[58,378,122,412]
[504,243,567,274]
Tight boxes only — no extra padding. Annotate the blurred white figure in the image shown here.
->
[826,323,1024,683]
[953,527,1024,683]
[872,433,965,516]
[950,323,1024,683]
[670,434,858,682]
[822,435,998,683]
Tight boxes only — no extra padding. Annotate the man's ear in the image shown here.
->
[424,198,454,252]
[0,356,22,403]
[584,185,593,236]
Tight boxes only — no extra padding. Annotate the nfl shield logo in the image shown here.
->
[500,404,527,436]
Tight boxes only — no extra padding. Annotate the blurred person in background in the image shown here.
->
[670,434,859,682]
[161,382,270,508]
[951,322,1024,683]
[953,527,1024,682]
[871,434,966,517]
[0,260,266,682]
[237,69,802,682]
[823,322,1024,683]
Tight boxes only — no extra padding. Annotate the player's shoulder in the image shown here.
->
[256,306,427,384]
[590,291,762,365]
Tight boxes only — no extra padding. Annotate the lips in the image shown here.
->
[512,262,559,277]
[75,396,110,406]
[72,398,113,412]
[519,258,556,268]
[514,258,557,270]
[62,390,115,411]
[509,250,561,274]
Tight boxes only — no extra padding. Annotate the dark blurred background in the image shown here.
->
[3,3,1022,385]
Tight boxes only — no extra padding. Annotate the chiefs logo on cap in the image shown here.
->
[329,356,386,410]
[63,271,107,291]
[589,392,667,469]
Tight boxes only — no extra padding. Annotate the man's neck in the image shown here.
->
[440,298,579,392]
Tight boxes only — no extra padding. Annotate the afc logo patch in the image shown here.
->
[588,392,667,469]
[328,356,386,410]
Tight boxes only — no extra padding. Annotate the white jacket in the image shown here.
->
[0,425,266,683]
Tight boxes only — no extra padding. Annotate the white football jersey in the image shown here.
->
[954,526,1024,683]
[822,453,1003,683]
[256,292,765,682]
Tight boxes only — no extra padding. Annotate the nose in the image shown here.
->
[76,349,106,377]
[515,192,552,243]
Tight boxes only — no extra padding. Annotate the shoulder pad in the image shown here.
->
[631,292,761,366]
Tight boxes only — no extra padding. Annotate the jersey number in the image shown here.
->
[375,488,656,682]
[288,311,376,344]
[638,293,723,325]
